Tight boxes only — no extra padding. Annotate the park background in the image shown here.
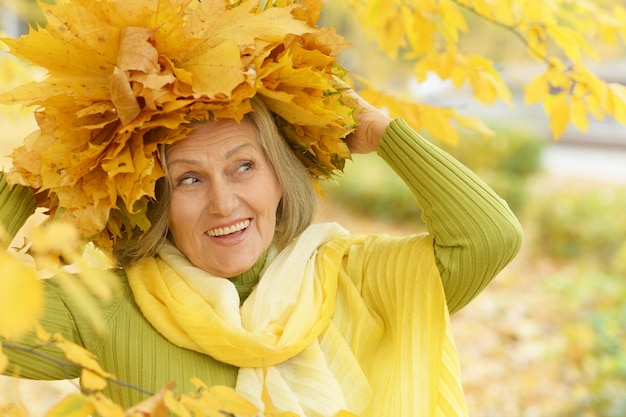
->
[1,1,625,416]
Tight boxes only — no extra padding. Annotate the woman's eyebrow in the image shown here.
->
[167,143,255,167]
[166,158,202,167]
[225,142,255,159]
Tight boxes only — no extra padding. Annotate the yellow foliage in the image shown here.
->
[346,0,626,141]
[0,251,43,340]
[359,85,493,145]
[1,0,358,250]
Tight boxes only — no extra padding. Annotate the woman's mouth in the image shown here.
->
[206,219,251,237]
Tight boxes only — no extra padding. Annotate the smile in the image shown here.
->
[206,219,251,237]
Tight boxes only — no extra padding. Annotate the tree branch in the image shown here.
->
[448,0,553,66]
[1,342,154,397]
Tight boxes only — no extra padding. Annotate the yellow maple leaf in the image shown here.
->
[0,252,43,340]
[181,39,246,97]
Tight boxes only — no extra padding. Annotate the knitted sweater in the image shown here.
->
[1,119,523,411]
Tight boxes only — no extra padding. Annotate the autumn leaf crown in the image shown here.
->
[0,0,359,251]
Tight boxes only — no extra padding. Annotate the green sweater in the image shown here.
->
[1,119,523,407]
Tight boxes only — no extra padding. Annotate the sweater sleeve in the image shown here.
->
[0,172,36,249]
[2,279,83,380]
[377,119,523,314]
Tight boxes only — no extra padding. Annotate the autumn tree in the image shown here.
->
[325,0,626,143]
[1,0,625,415]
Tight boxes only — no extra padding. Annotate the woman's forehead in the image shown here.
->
[166,118,261,159]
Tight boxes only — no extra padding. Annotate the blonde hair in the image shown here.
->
[114,97,317,268]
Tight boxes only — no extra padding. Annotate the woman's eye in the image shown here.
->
[238,162,253,173]
[179,176,198,185]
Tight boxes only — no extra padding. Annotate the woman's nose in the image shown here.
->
[205,181,237,216]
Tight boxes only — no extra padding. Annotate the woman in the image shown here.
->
[1,95,522,416]
[0,1,522,415]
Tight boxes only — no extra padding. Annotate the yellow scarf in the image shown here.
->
[127,223,468,416]
[128,223,357,415]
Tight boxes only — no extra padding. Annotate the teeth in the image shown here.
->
[207,219,250,237]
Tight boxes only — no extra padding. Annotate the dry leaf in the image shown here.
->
[125,383,174,417]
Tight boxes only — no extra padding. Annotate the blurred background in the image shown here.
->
[1,1,625,416]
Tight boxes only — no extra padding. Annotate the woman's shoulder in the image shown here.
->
[42,267,136,327]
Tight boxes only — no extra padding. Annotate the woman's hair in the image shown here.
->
[114,97,317,268]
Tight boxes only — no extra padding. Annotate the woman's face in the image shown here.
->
[166,118,283,277]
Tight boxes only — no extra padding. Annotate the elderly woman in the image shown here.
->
[0,1,522,416]
[1,95,522,415]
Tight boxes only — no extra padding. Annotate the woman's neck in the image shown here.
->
[229,250,268,304]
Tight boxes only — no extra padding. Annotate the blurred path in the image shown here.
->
[542,143,626,184]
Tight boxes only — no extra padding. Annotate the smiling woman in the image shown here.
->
[114,97,317,272]
[165,116,283,277]
[0,0,522,415]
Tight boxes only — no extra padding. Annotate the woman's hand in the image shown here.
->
[345,92,392,154]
